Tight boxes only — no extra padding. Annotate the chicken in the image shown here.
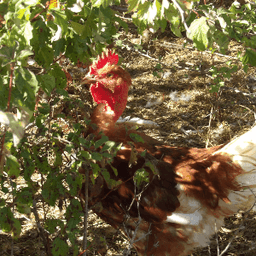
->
[81,50,256,256]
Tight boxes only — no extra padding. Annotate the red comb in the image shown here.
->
[90,50,119,76]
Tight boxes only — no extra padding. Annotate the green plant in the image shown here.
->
[0,0,127,254]
[209,62,238,93]
[153,57,164,77]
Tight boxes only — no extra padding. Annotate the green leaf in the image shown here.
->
[161,0,169,17]
[17,8,27,20]
[241,48,256,67]
[128,0,139,12]
[243,64,248,73]
[66,217,80,233]
[145,161,158,175]
[0,199,5,207]
[137,1,152,21]
[91,162,101,176]
[91,0,113,8]
[37,45,54,68]
[49,64,67,89]
[212,30,229,54]
[42,173,65,206]
[66,173,82,196]
[12,218,22,237]
[91,152,103,161]
[129,133,144,143]
[110,164,118,176]
[0,75,8,109]
[140,150,146,157]
[6,155,20,177]
[169,16,182,37]
[116,143,122,151]
[188,17,210,51]
[53,38,65,57]
[52,237,69,256]
[164,4,182,37]
[101,152,113,158]
[145,1,159,23]
[38,74,55,96]
[157,19,167,32]
[15,67,38,108]
[114,16,128,32]
[45,219,64,234]
[51,9,68,35]
[16,187,33,205]
[70,20,84,35]
[101,169,119,189]
[101,169,110,182]
[101,140,116,152]
[23,21,33,45]
[0,45,15,66]
[38,103,50,114]
[134,168,149,187]
[17,49,33,61]
[209,84,221,93]
[0,207,12,233]
[16,202,31,214]
[53,149,62,167]
[95,135,109,149]
[79,151,91,160]
[56,88,69,97]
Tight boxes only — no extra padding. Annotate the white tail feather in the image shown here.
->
[216,125,256,176]
[216,125,256,209]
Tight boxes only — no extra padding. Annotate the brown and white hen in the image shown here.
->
[82,50,256,256]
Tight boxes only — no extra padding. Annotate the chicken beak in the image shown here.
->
[82,74,116,94]
[81,74,97,85]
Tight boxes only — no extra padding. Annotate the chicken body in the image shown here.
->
[83,51,256,256]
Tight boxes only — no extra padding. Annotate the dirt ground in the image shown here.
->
[1,9,256,256]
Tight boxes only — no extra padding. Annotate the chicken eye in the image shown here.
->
[106,73,113,78]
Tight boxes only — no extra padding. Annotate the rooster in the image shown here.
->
[81,50,256,256]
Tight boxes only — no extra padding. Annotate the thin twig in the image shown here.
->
[134,225,151,243]
[78,243,93,256]
[30,4,48,22]
[208,245,211,256]
[161,41,238,59]
[215,221,220,256]
[124,193,142,256]
[206,106,214,148]
[129,45,203,73]
[115,13,133,21]
[134,50,168,68]
[111,5,129,13]
[239,104,256,121]
[32,199,51,256]
[7,62,14,111]
[171,0,190,33]
[124,179,152,255]
[82,167,89,256]
[10,178,14,256]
